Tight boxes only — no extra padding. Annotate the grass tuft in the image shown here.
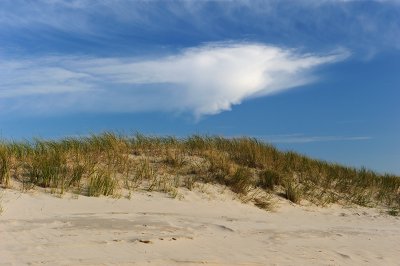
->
[254,196,275,211]
[257,169,283,190]
[0,147,11,187]
[285,182,302,204]
[228,167,254,195]
[87,171,116,197]
[388,208,399,216]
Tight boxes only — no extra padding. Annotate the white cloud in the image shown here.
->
[0,0,398,59]
[259,134,372,143]
[0,43,349,117]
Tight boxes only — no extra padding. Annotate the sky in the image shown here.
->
[0,0,399,174]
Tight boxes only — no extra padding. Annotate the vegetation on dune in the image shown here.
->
[0,133,399,213]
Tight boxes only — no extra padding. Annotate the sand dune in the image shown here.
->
[1,186,399,265]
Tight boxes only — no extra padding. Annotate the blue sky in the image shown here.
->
[0,0,399,174]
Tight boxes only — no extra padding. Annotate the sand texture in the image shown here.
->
[1,187,400,266]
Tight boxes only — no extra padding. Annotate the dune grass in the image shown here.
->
[0,132,399,212]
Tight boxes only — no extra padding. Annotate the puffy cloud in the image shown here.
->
[0,43,348,117]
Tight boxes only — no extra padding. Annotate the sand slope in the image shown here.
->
[1,187,399,266]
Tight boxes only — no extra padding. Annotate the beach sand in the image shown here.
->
[1,186,399,265]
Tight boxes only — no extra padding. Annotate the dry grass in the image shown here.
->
[285,182,302,204]
[87,173,116,197]
[0,132,398,212]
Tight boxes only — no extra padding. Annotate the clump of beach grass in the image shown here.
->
[0,147,11,188]
[285,182,302,204]
[257,169,284,190]
[87,170,116,197]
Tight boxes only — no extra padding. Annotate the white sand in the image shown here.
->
[1,187,399,266]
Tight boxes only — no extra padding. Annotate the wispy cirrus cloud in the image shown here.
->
[259,134,372,144]
[0,0,398,56]
[0,43,348,117]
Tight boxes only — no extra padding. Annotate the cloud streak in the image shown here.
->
[0,0,399,57]
[259,134,372,144]
[0,0,400,52]
[0,43,348,117]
